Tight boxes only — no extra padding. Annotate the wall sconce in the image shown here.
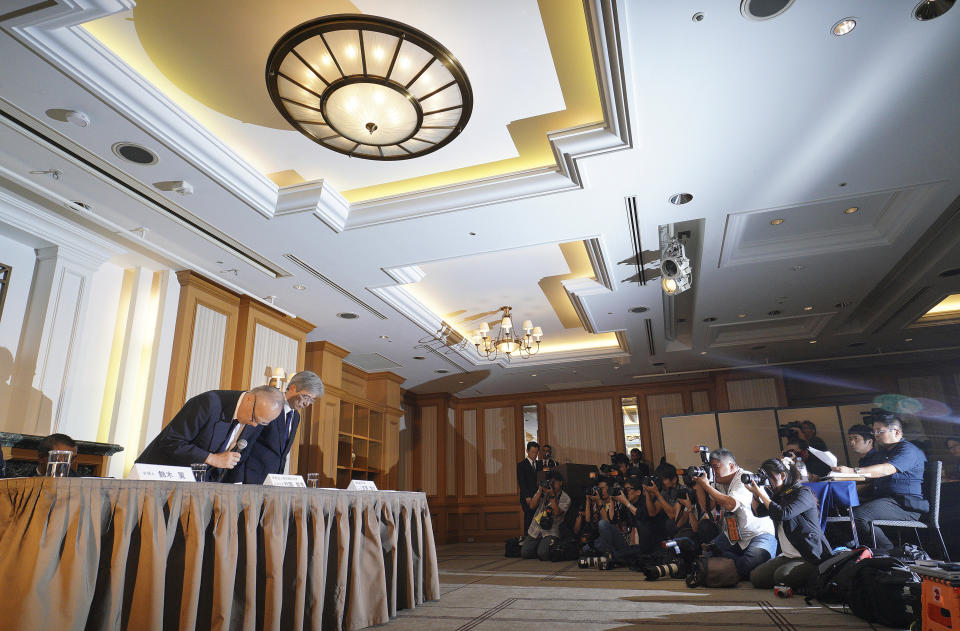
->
[264,366,290,390]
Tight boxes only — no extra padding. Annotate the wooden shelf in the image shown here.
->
[336,400,385,488]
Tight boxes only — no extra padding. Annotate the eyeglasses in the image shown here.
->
[874,428,898,435]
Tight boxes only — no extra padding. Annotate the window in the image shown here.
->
[621,396,641,451]
[522,404,539,445]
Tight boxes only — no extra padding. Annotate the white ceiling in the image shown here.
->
[2,0,960,398]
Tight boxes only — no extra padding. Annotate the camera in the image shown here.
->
[539,478,552,491]
[640,538,697,581]
[641,474,662,490]
[599,463,617,475]
[778,421,803,440]
[609,484,624,497]
[676,486,693,501]
[584,485,600,497]
[539,508,554,531]
[773,585,793,598]
[682,465,710,487]
[642,560,688,581]
[578,554,612,569]
[740,471,769,486]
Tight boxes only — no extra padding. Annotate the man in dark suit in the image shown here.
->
[225,371,324,484]
[136,385,284,476]
[33,433,82,477]
[517,441,541,535]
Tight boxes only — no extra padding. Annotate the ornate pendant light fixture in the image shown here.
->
[472,306,543,361]
[266,14,473,160]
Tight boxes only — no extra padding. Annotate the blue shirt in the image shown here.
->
[858,448,884,468]
[872,440,926,507]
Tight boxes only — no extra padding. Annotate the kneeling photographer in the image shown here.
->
[745,457,832,593]
[583,477,630,554]
[521,470,571,561]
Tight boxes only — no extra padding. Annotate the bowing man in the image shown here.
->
[225,371,324,484]
[136,385,284,476]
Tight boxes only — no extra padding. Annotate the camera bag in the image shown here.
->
[839,557,920,629]
[687,556,739,587]
[547,536,580,562]
[505,536,523,558]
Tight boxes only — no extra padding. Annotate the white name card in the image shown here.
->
[347,479,378,491]
[126,463,195,482]
[264,474,306,488]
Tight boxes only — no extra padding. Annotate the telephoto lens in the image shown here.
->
[642,562,686,581]
[597,555,615,571]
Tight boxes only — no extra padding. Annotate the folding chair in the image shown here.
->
[870,460,950,561]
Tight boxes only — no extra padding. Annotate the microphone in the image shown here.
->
[231,439,248,453]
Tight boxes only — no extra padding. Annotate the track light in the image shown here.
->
[660,238,692,295]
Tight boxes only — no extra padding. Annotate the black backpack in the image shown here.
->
[807,546,872,604]
[547,537,580,562]
[842,557,921,629]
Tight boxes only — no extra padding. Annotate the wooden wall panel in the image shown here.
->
[645,392,685,462]
[691,390,711,413]
[543,398,617,466]
[419,406,439,496]
[445,407,456,497]
[727,377,780,409]
[462,409,478,496]
[483,407,516,496]
[184,304,227,400]
[248,323,298,387]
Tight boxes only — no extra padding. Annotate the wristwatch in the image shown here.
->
[854,467,862,475]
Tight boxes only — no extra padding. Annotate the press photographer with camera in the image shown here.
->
[691,448,776,580]
[832,411,927,555]
[521,470,571,561]
[586,478,632,555]
[745,457,832,592]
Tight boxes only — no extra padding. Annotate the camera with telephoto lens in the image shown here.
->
[778,421,803,439]
[641,537,698,581]
[740,470,769,486]
[578,554,612,569]
[643,560,688,581]
[683,465,709,487]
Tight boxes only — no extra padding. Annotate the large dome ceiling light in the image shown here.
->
[266,14,473,160]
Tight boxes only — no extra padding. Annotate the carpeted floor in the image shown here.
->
[382,543,900,630]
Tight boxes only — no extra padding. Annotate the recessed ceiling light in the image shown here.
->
[613,365,620,370]
[905,337,914,342]
[65,110,91,128]
[531,373,537,377]
[469,231,477,236]
[112,142,158,165]
[792,265,805,272]
[844,206,860,214]
[832,18,856,36]
[839,182,848,187]
[378,335,389,339]
[738,313,746,318]
[703,317,717,322]
[458,380,464,384]
[336,312,359,319]
[699,351,707,355]
[768,310,781,316]
[770,218,784,225]
[692,12,705,22]
[809,340,818,344]
[413,356,426,360]
[652,362,665,366]
[915,0,954,21]
[435,369,449,374]
[629,306,649,314]
[752,345,766,350]
[293,284,306,290]
[803,305,814,311]
[741,0,796,20]
[669,193,693,205]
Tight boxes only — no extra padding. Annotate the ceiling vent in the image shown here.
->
[344,353,402,372]
[545,380,604,390]
[915,0,954,20]
[284,254,387,319]
[111,142,158,165]
[741,0,796,20]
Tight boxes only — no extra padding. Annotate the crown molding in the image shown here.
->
[4,0,632,231]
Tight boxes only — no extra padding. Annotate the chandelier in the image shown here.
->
[472,306,543,361]
[266,14,473,160]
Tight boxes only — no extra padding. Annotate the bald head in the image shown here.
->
[238,386,285,426]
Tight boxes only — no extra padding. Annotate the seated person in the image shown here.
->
[832,413,928,555]
[748,457,832,593]
[784,437,837,480]
[691,448,776,580]
[642,463,682,540]
[945,436,960,481]
[848,424,882,467]
[33,433,81,477]
[586,478,631,554]
[602,477,661,565]
[521,471,571,561]
[136,386,284,476]
[800,420,829,452]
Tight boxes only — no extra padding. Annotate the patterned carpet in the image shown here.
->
[382,543,901,630]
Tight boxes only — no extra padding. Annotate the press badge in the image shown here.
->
[724,514,741,542]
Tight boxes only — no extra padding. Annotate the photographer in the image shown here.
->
[643,464,681,527]
[521,470,571,561]
[832,413,927,555]
[746,457,832,592]
[692,448,776,580]
[588,479,632,554]
[784,437,837,480]
[800,421,828,451]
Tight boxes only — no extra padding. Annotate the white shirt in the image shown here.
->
[526,457,537,470]
[221,396,245,453]
[777,523,803,559]
[713,470,775,548]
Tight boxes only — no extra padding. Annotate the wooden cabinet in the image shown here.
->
[335,401,386,488]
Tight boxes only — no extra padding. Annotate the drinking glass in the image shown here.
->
[306,473,320,488]
[45,450,73,477]
[191,463,208,482]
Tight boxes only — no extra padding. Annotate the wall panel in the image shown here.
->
[727,377,780,409]
[249,323,298,387]
[645,392,685,462]
[462,409,478,496]
[419,406,438,496]
[184,304,227,401]
[446,407,457,496]
[543,399,617,466]
[483,407,516,495]
[691,390,711,413]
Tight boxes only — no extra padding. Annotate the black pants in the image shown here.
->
[521,497,534,535]
[852,497,920,554]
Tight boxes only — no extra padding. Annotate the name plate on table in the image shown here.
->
[263,474,306,488]
[126,463,195,482]
[347,479,378,491]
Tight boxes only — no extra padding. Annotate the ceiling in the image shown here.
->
[2,0,960,398]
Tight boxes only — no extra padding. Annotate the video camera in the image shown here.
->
[860,408,899,423]
[778,421,803,440]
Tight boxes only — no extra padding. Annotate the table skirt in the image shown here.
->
[0,478,439,631]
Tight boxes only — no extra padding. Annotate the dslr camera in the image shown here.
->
[641,474,662,490]
[539,478,553,491]
[740,470,769,486]
[778,421,803,440]
[641,537,698,581]
[608,483,624,497]
[539,507,554,531]
[584,485,600,497]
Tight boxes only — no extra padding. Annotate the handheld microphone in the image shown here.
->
[231,439,248,453]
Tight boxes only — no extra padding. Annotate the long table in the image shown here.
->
[0,478,439,631]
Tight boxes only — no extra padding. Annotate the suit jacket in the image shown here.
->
[224,406,300,485]
[516,457,541,498]
[136,390,263,478]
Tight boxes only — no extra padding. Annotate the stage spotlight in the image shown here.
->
[660,238,692,295]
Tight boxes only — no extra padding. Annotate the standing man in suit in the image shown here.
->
[136,385,284,477]
[226,371,324,484]
[517,441,542,535]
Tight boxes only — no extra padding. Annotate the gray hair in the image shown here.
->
[248,384,285,409]
[287,370,324,397]
[709,448,737,465]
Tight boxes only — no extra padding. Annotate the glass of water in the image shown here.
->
[46,450,73,477]
[191,463,208,482]
[306,473,320,488]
